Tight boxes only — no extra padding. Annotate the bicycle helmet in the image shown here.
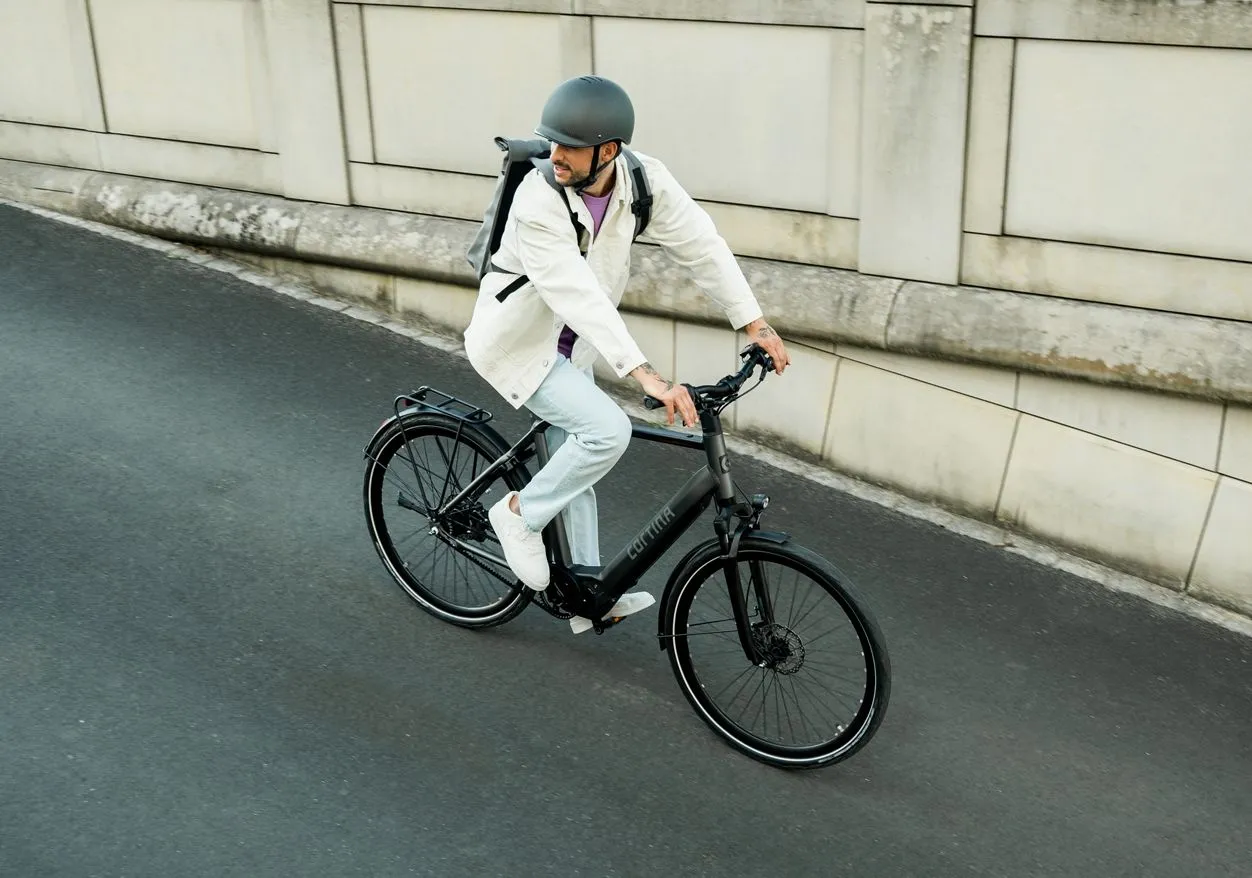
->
[535,76,634,191]
[535,75,634,148]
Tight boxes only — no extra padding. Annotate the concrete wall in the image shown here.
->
[1,0,1250,616]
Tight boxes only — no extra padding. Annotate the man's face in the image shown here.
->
[550,142,616,187]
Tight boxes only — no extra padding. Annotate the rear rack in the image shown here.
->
[394,386,493,425]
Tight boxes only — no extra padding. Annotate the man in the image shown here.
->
[463,75,789,633]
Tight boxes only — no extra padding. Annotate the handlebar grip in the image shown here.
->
[643,396,664,410]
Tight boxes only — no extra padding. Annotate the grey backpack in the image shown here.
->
[466,137,653,301]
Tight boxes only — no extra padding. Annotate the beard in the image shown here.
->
[553,162,589,188]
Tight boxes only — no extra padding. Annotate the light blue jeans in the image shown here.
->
[517,356,632,567]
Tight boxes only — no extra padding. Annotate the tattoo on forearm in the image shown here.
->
[637,362,673,392]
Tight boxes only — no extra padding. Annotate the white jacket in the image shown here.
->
[462,150,763,408]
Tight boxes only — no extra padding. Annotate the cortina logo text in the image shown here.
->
[627,506,676,559]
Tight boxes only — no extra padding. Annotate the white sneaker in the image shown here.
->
[488,492,550,591]
[569,591,656,634]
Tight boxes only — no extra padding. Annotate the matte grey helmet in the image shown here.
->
[535,75,635,148]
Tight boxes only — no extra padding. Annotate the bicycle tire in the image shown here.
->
[363,412,531,628]
[663,537,891,769]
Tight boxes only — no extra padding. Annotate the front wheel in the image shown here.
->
[663,538,891,769]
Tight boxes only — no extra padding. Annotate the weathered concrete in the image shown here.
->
[4,158,1252,406]
[886,282,1252,403]
[977,0,1252,49]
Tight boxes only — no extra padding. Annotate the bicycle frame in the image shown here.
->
[535,420,732,597]
[432,406,772,660]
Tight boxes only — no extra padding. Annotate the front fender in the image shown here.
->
[655,530,791,650]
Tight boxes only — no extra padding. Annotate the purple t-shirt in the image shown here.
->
[557,191,613,358]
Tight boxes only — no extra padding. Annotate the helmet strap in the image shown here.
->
[574,144,604,194]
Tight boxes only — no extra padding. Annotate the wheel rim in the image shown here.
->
[673,551,881,760]
[368,425,523,618]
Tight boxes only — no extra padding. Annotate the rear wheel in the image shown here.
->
[664,538,891,769]
[363,413,530,628]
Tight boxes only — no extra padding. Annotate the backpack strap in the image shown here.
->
[533,157,588,256]
[621,148,652,241]
[494,159,589,303]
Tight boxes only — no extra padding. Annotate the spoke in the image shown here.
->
[391,525,427,549]
[782,675,822,743]
[379,458,429,512]
[788,578,829,633]
[403,541,440,580]
[399,441,440,511]
[708,664,759,706]
[745,671,772,733]
[687,616,738,629]
[782,677,852,734]
[789,671,864,721]
[796,618,856,646]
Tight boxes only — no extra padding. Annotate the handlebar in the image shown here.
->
[643,344,775,412]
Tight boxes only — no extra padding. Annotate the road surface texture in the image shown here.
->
[2,203,1249,877]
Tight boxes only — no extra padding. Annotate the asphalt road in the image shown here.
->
[2,202,1249,877]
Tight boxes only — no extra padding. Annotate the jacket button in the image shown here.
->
[511,393,518,399]
[543,359,550,367]
[615,361,623,369]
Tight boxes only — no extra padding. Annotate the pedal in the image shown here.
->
[592,616,626,635]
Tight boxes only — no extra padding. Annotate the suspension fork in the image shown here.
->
[715,499,775,666]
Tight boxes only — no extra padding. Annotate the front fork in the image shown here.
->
[715,495,775,666]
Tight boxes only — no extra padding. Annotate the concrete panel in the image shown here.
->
[556,14,592,81]
[827,29,863,219]
[885,281,1252,406]
[0,0,102,129]
[266,256,395,308]
[963,38,1013,235]
[697,203,857,270]
[825,360,1018,514]
[97,134,282,194]
[674,323,741,428]
[90,0,266,149]
[1219,406,1252,484]
[261,0,350,204]
[595,18,833,212]
[998,416,1217,585]
[575,0,864,28]
[333,4,374,164]
[961,234,1252,324]
[836,344,1017,407]
[978,0,1252,50]
[1017,374,1224,470]
[859,5,972,283]
[0,158,97,214]
[737,344,838,458]
[1006,41,1252,263]
[348,163,494,222]
[624,246,901,353]
[360,0,573,12]
[364,7,567,175]
[395,277,477,335]
[1189,477,1252,615]
[0,121,101,170]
